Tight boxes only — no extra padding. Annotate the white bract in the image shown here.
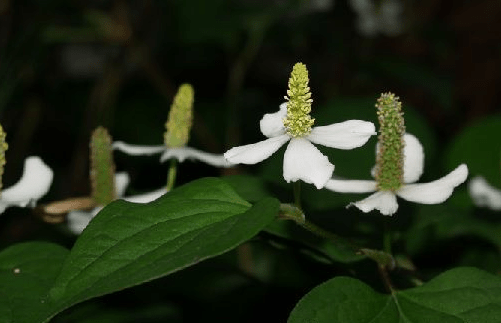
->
[325,134,468,215]
[67,172,167,234]
[112,141,233,168]
[224,103,376,189]
[468,176,501,211]
[0,156,53,213]
[349,0,404,37]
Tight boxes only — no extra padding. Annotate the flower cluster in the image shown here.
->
[3,62,469,237]
[224,65,468,216]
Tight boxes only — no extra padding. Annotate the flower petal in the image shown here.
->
[397,164,468,204]
[0,156,54,213]
[161,147,233,167]
[402,133,424,183]
[283,138,334,189]
[260,103,287,138]
[324,179,377,193]
[224,135,290,165]
[113,141,165,155]
[468,176,501,211]
[307,120,376,149]
[115,172,130,198]
[122,187,167,203]
[350,191,398,216]
[67,207,101,234]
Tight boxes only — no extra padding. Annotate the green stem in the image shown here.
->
[279,204,396,269]
[279,204,358,253]
[293,181,302,210]
[166,159,178,191]
[383,217,392,255]
[300,219,357,251]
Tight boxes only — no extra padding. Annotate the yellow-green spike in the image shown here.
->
[90,126,116,205]
[374,92,405,191]
[164,84,194,148]
[283,62,315,138]
[0,124,8,195]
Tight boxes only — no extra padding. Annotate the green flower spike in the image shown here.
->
[283,62,315,138]
[90,126,116,205]
[0,124,8,195]
[164,83,195,148]
[374,92,405,192]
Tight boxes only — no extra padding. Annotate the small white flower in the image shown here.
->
[0,156,53,213]
[112,141,232,168]
[468,176,501,211]
[324,134,468,215]
[224,103,376,189]
[349,0,404,37]
[67,172,167,234]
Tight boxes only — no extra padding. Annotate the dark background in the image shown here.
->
[0,0,500,321]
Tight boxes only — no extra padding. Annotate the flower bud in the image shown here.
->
[374,92,405,191]
[164,84,194,148]
[90,126,116,205]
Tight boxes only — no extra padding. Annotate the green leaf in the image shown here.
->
[406,204,501,255]
[446,114,501,186]
[289,267,501,323]
[0,242,69,323]
[47,178,279,318]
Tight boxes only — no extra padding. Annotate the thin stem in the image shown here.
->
[293,181,302,210]
[279,204,396,270]
[166,158,178,191]
[378,265,396,294]
[300,219,358,251]
[279,206,358,253]
[383,217,392,255]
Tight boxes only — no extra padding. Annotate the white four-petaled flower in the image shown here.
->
[0,156,53,213]
[224,103,376,189]
[324,134,468,215]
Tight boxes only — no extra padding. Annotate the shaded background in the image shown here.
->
[1,0,501,321]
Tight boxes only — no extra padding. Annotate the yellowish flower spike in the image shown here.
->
[90,126,116,205]
[374,92,405,191]
[0,124,8,195]
[283,63,315,138]
[164,83,195,148]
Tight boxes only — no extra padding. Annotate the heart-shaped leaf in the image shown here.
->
[289,267,501,322]
[42,177,278,321]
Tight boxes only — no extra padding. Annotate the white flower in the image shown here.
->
[0,156,53,213]
[468,176,501,211]
[324,134,468,215]
[112,141,232,168]
[67,172,167,234]
[349,0,404,37]
[224,103,376,189]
